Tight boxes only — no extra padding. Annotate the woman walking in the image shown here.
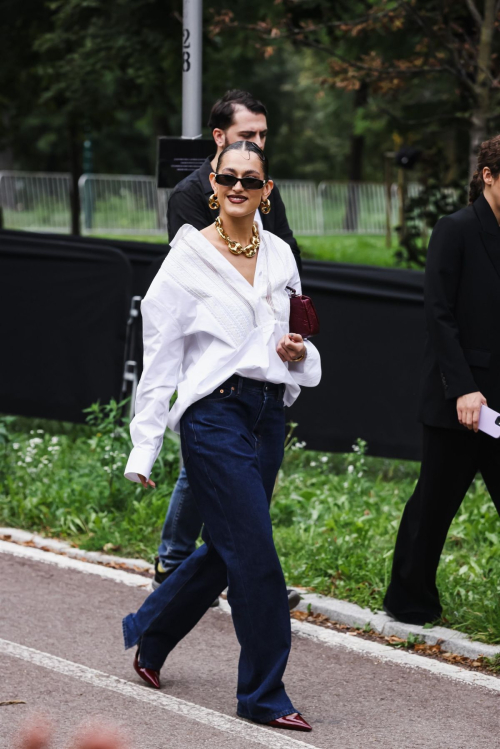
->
[123,140,321,731]
[384,134,500,625]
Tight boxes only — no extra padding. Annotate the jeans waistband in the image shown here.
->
[221,375,285,398]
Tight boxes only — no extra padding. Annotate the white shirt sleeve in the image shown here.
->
[124,297,184,483]
[287,259,322,387]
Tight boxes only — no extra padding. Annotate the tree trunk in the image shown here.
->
[68,118,81,235]
[0,117,17,212]
[344,83,367,232]
[0,152,16,210]
[469,0,496,177]
[0,147,15,170]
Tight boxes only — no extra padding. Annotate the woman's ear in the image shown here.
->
[209,172,217,192]
[263,179,274,200]
[483,166,493,186]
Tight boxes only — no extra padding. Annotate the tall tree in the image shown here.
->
[213,0,500,178]
[33,0,184,233]
[0,0,183,233]
[469,0,499,173]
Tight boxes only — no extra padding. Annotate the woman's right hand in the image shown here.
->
[276,333,306,362]
[138,474,156,488]
[456,391,487,432]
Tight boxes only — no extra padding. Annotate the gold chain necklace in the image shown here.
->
[215,216,260,259]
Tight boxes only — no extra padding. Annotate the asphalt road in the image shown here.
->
[1,547,499,749]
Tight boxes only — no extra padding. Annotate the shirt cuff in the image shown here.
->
[124,446,157,483]
[288,341,321,386]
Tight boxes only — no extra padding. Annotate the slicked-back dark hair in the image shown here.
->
[216,141,269,181]
[208,90,268,132]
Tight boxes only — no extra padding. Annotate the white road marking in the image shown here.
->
[218,599,500,694]
[0,639,316,749]
[3,539,500,694]
[291,620,500,692]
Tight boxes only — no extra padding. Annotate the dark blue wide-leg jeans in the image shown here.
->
[157,465,202,571]
[122,376,296,723]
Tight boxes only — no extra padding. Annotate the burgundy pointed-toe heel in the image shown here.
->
[267,713,312,732]
[133,650,161,689]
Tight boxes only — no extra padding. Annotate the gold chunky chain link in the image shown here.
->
[215,216,260,259]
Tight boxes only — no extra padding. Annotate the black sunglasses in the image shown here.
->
[214,173,267,190]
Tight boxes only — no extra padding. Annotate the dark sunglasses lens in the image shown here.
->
[215,174,264,189]
[215,174,238,187]
[240,178,265,190]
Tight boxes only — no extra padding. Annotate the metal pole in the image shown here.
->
[182,0,203,139]
[178,0,202,471]
[398,167,406,243]
[384,153,394,249]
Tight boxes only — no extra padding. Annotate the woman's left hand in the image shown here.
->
[138,474,156,489]
[277,333,306,362]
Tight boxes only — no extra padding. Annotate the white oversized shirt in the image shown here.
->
[124,224,321,483]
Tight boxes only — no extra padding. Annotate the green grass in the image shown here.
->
[5,222,398,267]
[3,205,71,232]
[1,410,500,644]
[92,233,170,244]
[298,235,396,266]
[93,233,398,267]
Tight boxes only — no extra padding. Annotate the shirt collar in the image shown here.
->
[199,155,216,195]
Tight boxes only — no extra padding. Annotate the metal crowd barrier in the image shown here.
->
[318,182,390,235]
[79,174,173,235]
[0,171,71,232]
[277,180,324,236]
[0,170,417,237]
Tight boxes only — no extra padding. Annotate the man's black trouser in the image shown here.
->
[384,424,500,625]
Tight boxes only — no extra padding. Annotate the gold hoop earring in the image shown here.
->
[260,198,271,214]
[208,193,219,210]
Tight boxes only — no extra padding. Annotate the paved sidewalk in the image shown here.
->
[2,527,499,661]
[1,541,500,748]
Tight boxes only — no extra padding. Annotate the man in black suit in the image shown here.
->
[384,140,500,625]
[154,91,301,609]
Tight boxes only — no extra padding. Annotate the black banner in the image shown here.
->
[157,137,214,189]
[0,231,425,459]
[293,261,425,460]
[0,232,132,422]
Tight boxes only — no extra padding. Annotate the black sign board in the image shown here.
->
[157,137,214,188]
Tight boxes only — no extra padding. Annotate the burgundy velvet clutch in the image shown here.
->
[286,286,320,338]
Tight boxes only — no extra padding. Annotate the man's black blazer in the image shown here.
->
[166,156,302,273]
[419,194,500,429]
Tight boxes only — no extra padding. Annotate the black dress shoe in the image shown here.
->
[383,603,440,626]
[287,589,301,611]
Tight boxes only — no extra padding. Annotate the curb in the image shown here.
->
[0,527,153,573]
[3,527,499,661]
[290,590,500,661]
